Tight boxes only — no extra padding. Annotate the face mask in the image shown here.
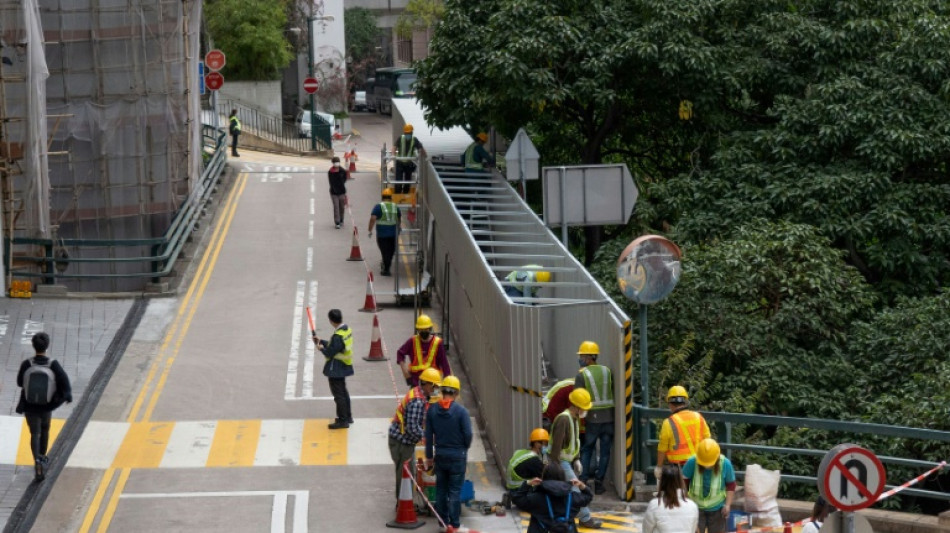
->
[579,410,588,419]
[332,163,340,168]
[578,358,588,367]
[439,397,454,409]
[419,331,431,340]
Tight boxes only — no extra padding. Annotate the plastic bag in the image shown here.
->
[744,464,783,526]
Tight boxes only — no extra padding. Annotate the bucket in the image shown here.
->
[460,480,475,503]
[728,510,750,532]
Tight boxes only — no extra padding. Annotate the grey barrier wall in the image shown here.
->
[420,159,633,497]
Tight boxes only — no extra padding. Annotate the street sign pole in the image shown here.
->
[308,17,316,151]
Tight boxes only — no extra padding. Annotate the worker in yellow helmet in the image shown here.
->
[367,188,401,276]
[656,385,711,478]
[394,123,424,194]
[387,367,441,504]
[682,439,736,533]
[396,314,451,387]
[462,131,495,172]
[549,388,602,529]
[504,264,551,303]
[574,340,614,495]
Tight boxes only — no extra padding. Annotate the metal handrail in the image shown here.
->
[4,126,229,283]
[216,98,331,152]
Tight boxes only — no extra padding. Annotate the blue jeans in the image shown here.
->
[435,456,466,527]
[581,421,614,483]
[559,459,592,523]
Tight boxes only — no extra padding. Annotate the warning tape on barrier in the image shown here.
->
[876,460,947,502]
[510,385,543,398]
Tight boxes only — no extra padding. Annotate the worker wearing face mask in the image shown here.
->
[395,314,452,387]
[574,341,614,496]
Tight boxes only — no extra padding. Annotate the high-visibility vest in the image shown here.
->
[463,142,482,171]
[409,335,441,373]
[688,456,726,509]
[541,379,574,414]
[505,264,542,296]
[377,202,399,226]
[553,410,580,460]
[579,365,614,410]
[506,449,539,489]
[665,410,709,463]
[229,115,241,132]
[331,325,354,365]
[398,134,416,157]
[392,386,426,434]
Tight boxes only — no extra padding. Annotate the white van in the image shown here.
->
[297,110,334,138]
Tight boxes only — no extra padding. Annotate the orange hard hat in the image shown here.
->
[476,132,488,143]
[529,428,549,443]
[404,124,414,133]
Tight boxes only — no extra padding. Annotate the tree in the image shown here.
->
[205,0,295,81]
[345,7,382,87]
[395,0,444,41]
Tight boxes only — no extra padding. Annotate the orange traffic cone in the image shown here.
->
[348,150,358,174]
[783,523,792,533]
[346,227,364,261]
[359,272,379,313]
[407,193,417,225]
[363,313,388,361]
[386,460,424,529]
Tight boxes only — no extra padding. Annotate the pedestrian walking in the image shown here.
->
[574,341,614,495]
[328,156,348,228]
[367,188,401,276]
[643,465,699,533]
[801,496,835,533]
[656,385,710,477]
[394,124,424,194]
[425,375,472,532]
[549,388,602,529]
[682,439,736,533]
[16,332,72,480]
[505,428,549,494]
[510,462,594,533]
[311,309,353,429]
[387,367,442,502]
[461,132,495,172]
[228,109,241,157]
[504,265,551,301]
[396,314,451,387]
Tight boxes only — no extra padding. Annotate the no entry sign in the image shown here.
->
[205,49,226,71]
[303,77,319,94]
[817,443,886,512]
[205,71,224,91]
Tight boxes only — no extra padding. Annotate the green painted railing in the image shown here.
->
[3,126,228,285]
[634,405,950,502]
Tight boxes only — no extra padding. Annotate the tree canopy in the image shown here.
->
[205,0,294,81]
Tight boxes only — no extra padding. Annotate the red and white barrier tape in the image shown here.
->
[876,460,947,502]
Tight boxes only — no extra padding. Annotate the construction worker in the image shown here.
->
[549,388,602,529]
[425,375,472,532]
[396,314,451,387]
[228,109,241,157]
[462,132,495,172]
[541,378,575,429]
[682,439,736,533]
[311,309,354,429]
[574,341,613,495]
[367,188,401,276]
[656,385,710,478]
[505,428,549,494]
[504,265,551,301]
[394,123,424,194]
[387,367,442,503]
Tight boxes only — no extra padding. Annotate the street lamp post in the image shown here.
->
[307,15,335,152]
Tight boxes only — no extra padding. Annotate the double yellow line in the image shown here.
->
[78,173,248,533]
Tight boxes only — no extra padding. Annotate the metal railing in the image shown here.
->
[634,406,950,502]
[3,125,228,289]
[214,99,331,152]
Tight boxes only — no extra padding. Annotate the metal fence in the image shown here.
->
[214,99,331,153]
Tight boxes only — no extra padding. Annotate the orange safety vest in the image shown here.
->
[665,410,709,464]
[409,335,442,373]
[392,386,427,434]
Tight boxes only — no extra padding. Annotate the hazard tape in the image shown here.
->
[510,385,543,398]
[741,522,805,533]
[876,460,947,502]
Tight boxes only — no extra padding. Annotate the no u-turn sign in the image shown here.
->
[817,443,887,512]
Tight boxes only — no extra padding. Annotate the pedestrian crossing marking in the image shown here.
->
[300,419,348,465]
[207,419,261,467]
[519,510,639,532]
[15,417,65,465]
[112,421,174,468]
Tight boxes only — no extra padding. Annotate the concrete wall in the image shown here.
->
[220,81,282,117]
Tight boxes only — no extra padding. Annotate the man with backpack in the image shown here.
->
[16,332,72,480]
[510,462,594,533]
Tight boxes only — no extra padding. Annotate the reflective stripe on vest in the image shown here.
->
[229,116,241,131]
[688,456,726,509]
[463,143,481,170]
[409,335,441,373]
[506,264,540,296]
[333,325,354,365]
[398,134,416,157]
[541,379,574,414]
[392,386,425,434]
[580,365,614,410]
[666,410,707,463]
[506,449,538,489]
[377,202,398,226]
[554,410,580,460]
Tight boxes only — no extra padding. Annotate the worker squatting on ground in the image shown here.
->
[574,341,614,495]
[396,314,452,387]
[394,123,424,194]
[311,309,354,430]
[368,188,401,277]
[656,385,711,478]
[682,439,736,533]
[548,388,602,529]
[504,265,551,300]
[505,428,550,494]
[387,367,442,502]
[510,461,593,533]
[462,132,495,172]
[425,375,472,532]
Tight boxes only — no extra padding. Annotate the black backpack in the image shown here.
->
[543,491,573,533]
[23,358,57,405]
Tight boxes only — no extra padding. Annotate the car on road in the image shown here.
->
[297,110,334,138]
[351,90,367,112]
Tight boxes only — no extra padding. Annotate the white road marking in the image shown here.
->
[66,420,128,469]
[120,490,309,533]
[272,491,287,533]
[160,420,217,468]
[310,178,314,194]
[308,220,313,240]
[346,418,390,465]
[285,394,397,401]
[309,197,314,216]
[0,416,23,464]
[285,281,306,399]
[301,281,318,398]
[306,247,313,272]
[254,419,304,467]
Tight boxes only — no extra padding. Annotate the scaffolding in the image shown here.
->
[0,0,202,292]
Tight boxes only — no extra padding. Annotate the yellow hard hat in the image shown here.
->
[476,132,488,143]
[576,341,599,356]
[419,367,442,386]
[535,271,551,283]
[529,428,549,443]
[667,385,689,403]
[404,124,414,133]
[568,388,592,410]
[382,188,394,198]
[415,314,434,330]
[441,375,461,391]
[696,438,720,467]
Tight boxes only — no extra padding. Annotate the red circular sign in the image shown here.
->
[205,72,224,91]
[818,445,886,512]
[205,49,226,71]
[303,77,319,94]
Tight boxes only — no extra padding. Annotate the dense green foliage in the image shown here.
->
[205,0,294,80]
[345,7,382,86]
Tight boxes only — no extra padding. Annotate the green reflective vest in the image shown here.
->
[463,142,482,171]
[688,457,726,509]
[554,410,580,460]
[229,115,241,132]
[505,449,538,489]
[377,202,399,226]
[506,264,542,297]
[580,364,614,410]
[333,325,354,365]
[398,134,416,157]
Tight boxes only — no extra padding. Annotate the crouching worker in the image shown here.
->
[511,462,594,533]
[505,428,549,504]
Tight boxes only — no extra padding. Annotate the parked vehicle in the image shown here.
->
[297,110,334,138]
[364,78,376,112]
[352,91,367,112]
[373,67,416,115]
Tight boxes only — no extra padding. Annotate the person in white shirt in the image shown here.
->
[802,496,836,533]
[643,465,699,533]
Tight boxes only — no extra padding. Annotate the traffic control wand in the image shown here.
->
[305,306,316,337]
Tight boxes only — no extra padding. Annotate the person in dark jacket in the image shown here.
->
[424,375,472,531]
[327,156,348,228]
[228,109,241,157]
[16,332,72,480]
[312,309,354,429]
[511,462,594,533]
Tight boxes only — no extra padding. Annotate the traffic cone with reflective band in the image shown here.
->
[363,313,387,361]
[359,272,379,313]
[348,150,358,174]
[346,227,364,261]
[386,461,424,529]
[783,523,792,533]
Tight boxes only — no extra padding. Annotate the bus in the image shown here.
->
[373,67,416,115]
